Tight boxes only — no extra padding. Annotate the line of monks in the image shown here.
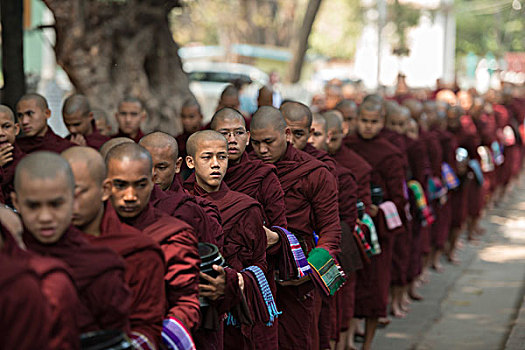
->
[0,82,524,350]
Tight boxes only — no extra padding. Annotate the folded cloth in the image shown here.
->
[271,226,301,281]
[468,159,484,186]
[129,331,156,350]
[354,224,373,259]
[308,247,346,296]
[361,214,381,256]
[408,180,435,227]
[243,266,281,326]
[428,176,448,200]
[442,162,460,190]
[503,125,516,146]
[162,317,196,350]
[273,226,312,279]
[478,146,495,173]
[378,201,403,230]
[491,141,504,166]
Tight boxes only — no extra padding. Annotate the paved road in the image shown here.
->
[372,178,525,350]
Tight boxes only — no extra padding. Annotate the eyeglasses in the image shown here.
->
[219,130,247,138]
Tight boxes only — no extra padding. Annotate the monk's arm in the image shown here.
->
[260,172,288,228]
[338,171,358,229]
[163,229,201,330]
[243,206,268,272]
[382,155,409,217]
[358,169,372,209]
[307,167,342,256]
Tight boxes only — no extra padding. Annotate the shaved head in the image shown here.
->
[210,108,245,130]
[62,146,106,185]
[14,151,74,194]
[251,106,287,132]
[258,85,274,107]
[139,132,179,159]
[106,142,152,170]
[62,94,90,116]
[312,113,327,132]
[324,110,343,132]
[0,105,15,122]
[17,93,49,111]
[280,101,312,127]
[99,137,135,159]
[186,130,228,158]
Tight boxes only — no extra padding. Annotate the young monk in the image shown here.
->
[184,130,277,350]
[16,93,74,153]
[335,99,358,137]
[113,97,146,143]
[92,108,113,136]
[344,98,408,350]
[13,151,131,334]
[250,106,344,350]
[176,98,203,165]
[62,146,166,349]
[0,105,24,206]
[62,94,110,149]
[104,143,200,348]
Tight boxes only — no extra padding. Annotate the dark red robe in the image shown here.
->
[189,181,270,350]
[23,225,131,333]
[2,228,79,349]
[84,202,166,347]
[0,143,25,206]
[123,203,200,331]
[332,145,372,207]
[17,127,75,154]
[112,129,145,143]
[67,122,110,150]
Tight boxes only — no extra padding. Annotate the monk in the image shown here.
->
[1,211,80,349]
[344,98,408,350]
[258,86,274,108]
[113,97,146,143]
[250,106,343,350]
[63,146,166,349]
[13,151,131,334]
[335,99,358,137]
[16,93,74,154]
[217,84,241,111]
[0,105,24,206]
[92,108,113,136]
[139,131,224,247]
[184,130,276,350]
[100,137,135,158]
[104,143,200,348]
[62,94,110,149]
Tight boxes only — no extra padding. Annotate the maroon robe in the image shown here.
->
[67,122,110,150]
[123,203,200,331]
[0,252,51,349]
[17,127,74,154]
[332,145,372,207]
[112,129,145,143]
[189,181,270,350]
[23,225,131,333]
[84,202,166,347]
[252,143,341,350]
[0,143,25,205]
[2,229,79,349]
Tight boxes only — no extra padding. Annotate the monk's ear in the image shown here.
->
[44,108,51,120]
[13,123,20,137]
[186,155,195,169]
[245,131,250,146]
[175,157,183,173]
[87,112,94,123]
[10,192,19,212]
[140,109,147,122]
[284,127,292,143]
[102,179,112,201]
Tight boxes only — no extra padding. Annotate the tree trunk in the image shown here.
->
[42,0,193,136]
[1,0,26,110]
[286,0,322,84]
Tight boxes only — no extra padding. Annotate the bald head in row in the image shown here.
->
[99,137,135,159]
[251,106,287,132]
[62,147,106,186]
[210,108,246,130]
[139,132,181,190]
[186,130,228,158]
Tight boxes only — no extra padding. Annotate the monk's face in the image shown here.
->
[12,172,73,244]
[63,110,93,136]
[95,118,112,136]
[308,121,327,151]
[106,158,153,219]
[406,120,419,140]
[214,118,249,163]
[285,116,311,151]
[338,105,357,136]
[357,109,384,139]
[0,112,20,145]
[146,145,178,191]
[386,113,408,135]
[186,139,228,192]
[181,105,202,134]
[69,162,104,230]
[16,99,50,137]
[115,102,145,137]
[251,126,289,164]
[327,127,343,155]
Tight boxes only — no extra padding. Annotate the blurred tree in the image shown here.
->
[1,0,26,110]
[42,0,193,135]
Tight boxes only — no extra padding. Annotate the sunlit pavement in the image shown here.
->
[372,176,525,350]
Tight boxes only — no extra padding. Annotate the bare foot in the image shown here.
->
[377,317,391,328]
[390,308,407,318]
[409,290,424,301]
[446,253,461,265]
[432,262,444,273]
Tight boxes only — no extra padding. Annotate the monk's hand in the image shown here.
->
[199,265,226,301]
[263,226,280,248]
[237,273,244,292]
[369,204,379,217]
[277,275,311,287]
[0,143,14,167]
[70,134,87,146]
[0,207,25,249]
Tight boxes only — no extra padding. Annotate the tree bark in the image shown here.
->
[286,0,322,83]
[1,0,26,110]
[42,0,193,135]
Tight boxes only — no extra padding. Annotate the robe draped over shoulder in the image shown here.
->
[17,127,75,154]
